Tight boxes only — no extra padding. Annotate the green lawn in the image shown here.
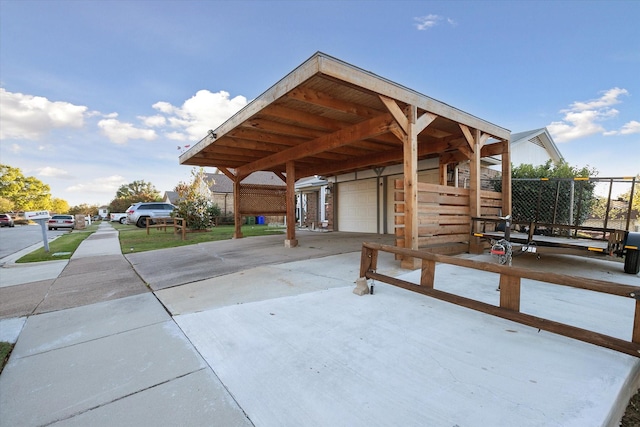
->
[15,222,285,261]
[16,224,99,263]
[0,342,13,374]
[114,223,285,254]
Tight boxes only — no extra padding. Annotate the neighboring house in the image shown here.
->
[164,170,286,223]
[295,176,331,230]
[508,128,563,167]
[98,206,109,219]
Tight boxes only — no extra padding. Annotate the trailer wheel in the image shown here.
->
[625,249,640,275]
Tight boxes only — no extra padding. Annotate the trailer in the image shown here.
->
[472,176,639,274]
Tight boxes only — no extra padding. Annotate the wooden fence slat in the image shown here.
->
[499,274,521,311]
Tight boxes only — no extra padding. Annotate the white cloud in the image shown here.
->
[9,143,21,154]
[415,14,442,30]
[151,90,248,141]
[37,166,72,178]
[547,88,636,142]
[152,101,175,114]
[0,88,88,140]
[139,114,167,127]
[570,87,628,111]
[414,14,457,30]
[97,118,157,145]
[620,120,640,135]
[66,174,128,195]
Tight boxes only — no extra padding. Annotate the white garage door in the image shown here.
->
[338,179,377,232]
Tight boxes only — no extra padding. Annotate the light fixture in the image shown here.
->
[208,130,217,139]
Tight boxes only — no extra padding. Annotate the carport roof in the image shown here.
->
[180,52,510,180]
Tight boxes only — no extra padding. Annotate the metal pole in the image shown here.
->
[569,180,575,227]
[604,178,613,237]
[39,219,50,252]
[626,177,636,232]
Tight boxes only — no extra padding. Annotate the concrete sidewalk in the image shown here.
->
[1,221,639,426]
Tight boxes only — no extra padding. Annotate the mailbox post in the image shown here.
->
[25,211,51,252]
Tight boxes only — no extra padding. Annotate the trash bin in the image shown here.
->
[247,216,256,225]
[257,216,265,225]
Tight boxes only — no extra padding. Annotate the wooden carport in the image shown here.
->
[180,52,511,266]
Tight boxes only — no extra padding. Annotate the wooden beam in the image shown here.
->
[379,95,408,134]
[274,171,286,183]
[481,141,507,157]
[459,124,475,152]
[286,86,381,119]
[416,112,438,134]
[237,113,397,178]
[218,167,236,181]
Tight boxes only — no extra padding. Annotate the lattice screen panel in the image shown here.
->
[239,184,287,215]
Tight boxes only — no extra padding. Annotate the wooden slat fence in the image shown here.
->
[394,180,502,255]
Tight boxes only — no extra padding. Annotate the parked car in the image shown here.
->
[48,214,75,230]
[126,202,176,228]
[110,213,128,224]
[0,213,15,227]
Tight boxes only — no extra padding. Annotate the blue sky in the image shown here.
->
[1,0,638,207]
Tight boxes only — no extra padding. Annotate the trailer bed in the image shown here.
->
[478,231,610,253]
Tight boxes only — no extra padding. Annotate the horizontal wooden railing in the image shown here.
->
[359,242,640,358]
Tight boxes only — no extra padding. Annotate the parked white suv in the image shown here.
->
[126,202,176,228]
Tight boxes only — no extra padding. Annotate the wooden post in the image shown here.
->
[499,274,521,311]
[401,105,420,269]
[285,161,298,248]
[439,161,447,186]
[233,177,243,239]
[420,259,435,288]
[359,246,378,277]
[469,129,483,254]
[501,138,512,220]
[633,299,640,344]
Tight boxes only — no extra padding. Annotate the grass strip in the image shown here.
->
[115,223,285,254]
[0,342,13,374]
[16,229,96,263]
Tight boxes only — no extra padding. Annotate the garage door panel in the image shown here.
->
[338,179,377,233]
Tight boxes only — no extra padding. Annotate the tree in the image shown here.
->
[69,204,99,216]
[619,175,640,214]
[51,198,70,214]
[494,160,598,226]
[115,180,160,201]
[109,180,160,212]
[173,168,221,230]
[0,196,14,212]
[0,164,52,211]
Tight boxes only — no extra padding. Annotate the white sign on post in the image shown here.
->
[25,211,50,220]
[25,211,51,252]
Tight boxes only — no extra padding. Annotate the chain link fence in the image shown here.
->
[486,177,637,232]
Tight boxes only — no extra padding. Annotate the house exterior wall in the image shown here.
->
[211,193,233,215]
[456,163,501,190]
[511,141,554,167]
